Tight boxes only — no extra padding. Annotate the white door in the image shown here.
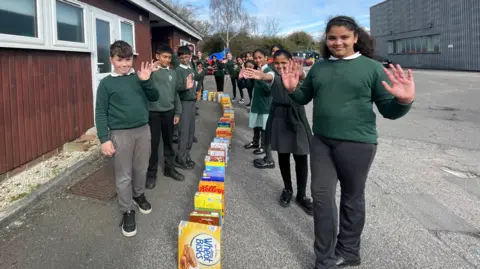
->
[91,11,118,113]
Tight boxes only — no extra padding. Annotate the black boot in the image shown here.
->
[175,157,194,170]
[164,165,185,181]
[186,156,196,167]
[279,189,293,207]
[296,196,313,216]
[336,256,361,268]
[145,176,156,189]
[253,147,265,155]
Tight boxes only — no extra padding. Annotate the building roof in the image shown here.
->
[128,0,203,40]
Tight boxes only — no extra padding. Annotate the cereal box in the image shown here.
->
[215,127,232,142]
[202,90,209,101]
[213,138,230,149]
[178,221,221,269]
[201,170,225,182]
[189,210,222,226]
[205,160,225,173]
[208,92,216,102]
[194,192,223,216]
[205,155,226,163]
[199,181,225,197]
[211,142,228,163]
[208,148,226,161]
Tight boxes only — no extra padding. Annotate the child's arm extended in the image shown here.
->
[95,82,110,145]
[138,62,159,101]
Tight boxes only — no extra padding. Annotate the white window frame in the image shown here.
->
[0,0,46,48]
[180,39,195,54]
[51,0,89,51]
[119,19,136,54]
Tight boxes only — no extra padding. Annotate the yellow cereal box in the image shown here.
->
[194,192,223,217]
[178,221,221,269]
[198,181,225,216]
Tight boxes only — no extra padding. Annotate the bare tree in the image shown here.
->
[163,0,213,36]
[209,0,252,49]
[263,17,280,37]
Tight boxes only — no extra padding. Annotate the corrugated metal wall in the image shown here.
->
[370,0,480,71]
[0,49,94,174]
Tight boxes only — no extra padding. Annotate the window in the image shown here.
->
[56,0,84,43]
[120,21,135,51]
[0,0,37,37]
[390,35,440,54]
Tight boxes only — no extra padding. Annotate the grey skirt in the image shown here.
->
[270,113,310,155]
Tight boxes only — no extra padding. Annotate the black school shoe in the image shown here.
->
[145,176,156,189]
[244,141,259,149]
[186,156,196,167]
[336,256,362,268]
[279,189,293,207]
[175,157,194,170]
[253,158,275,169]
[133,194,152,214]
[253,148,265,155]
[121,210,137,237]
[193,137,198,143]
[164,166,185,181]
[296,196,313,216]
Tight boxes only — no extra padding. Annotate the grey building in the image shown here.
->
[370,0,480,71]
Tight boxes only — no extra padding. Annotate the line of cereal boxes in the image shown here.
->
[178,91,234,269]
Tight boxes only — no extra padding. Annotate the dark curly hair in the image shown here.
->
[320,16,375,59]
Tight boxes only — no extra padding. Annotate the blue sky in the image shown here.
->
[177,0,385,39]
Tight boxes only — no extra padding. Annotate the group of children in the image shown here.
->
[95,41,206,237]
[95,14,416,269]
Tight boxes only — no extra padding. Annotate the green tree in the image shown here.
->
[286,31,315,50]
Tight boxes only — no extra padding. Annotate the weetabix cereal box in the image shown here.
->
[189,210,222,227]
[194,192,223,216]
[178,221,221,269]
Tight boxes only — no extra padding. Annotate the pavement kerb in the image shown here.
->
[0,151,103,229]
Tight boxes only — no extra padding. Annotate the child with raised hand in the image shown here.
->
[281,16,415,269]
[230,57,244,104]
[146,44,185,189]
[239,59,256,108]
[243,49,275,169]
[265,49,313,215]
[174,46,197,170]
[95,40,159,237]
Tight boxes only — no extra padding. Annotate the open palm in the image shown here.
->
[382,64,415,104]
[280,60,301,92]
[138,61,153,81]
[186,74,194,89]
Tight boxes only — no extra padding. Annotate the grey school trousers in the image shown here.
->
[177,100,196,161]
[311,135,377,269]
[111,124,151,213]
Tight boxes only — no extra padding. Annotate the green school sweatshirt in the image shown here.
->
[149,68,182,115]
[251,65,274,114]
[171,54,180,69]
[290,55,412,144]
[230,64,240,79]
[95,73,159,144]
[175,64,198,101]
[225,59,235,75]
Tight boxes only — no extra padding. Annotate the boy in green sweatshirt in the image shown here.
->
[175,46,204,169]
[95,41,159,237]
[146,45,186,188]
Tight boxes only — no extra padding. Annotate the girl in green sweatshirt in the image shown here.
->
[280,16,416,269]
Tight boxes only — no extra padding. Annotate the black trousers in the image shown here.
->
[230,77,239,98]
[235,80,245,99]
[278,153,308,198]
[253,127,273,162]
[310,135,377,269]
[214,75,224,92]
[147,110,176,178]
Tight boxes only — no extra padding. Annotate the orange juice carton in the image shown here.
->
[210,142,228,163]
[194,192,223,216]
[189,210,222,226]
[178,221,222,269]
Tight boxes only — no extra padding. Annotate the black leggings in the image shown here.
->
[246,86,253,103]
[214,75,224,92]
[277,153,308,198]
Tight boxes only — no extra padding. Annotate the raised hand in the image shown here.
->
[137,61,153,81]
[280,60,301,92]
[244,68,264,80]
[382,64,415,104]
[197,65,203,74]
[186,73,194,89]
[239,67,246,79]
